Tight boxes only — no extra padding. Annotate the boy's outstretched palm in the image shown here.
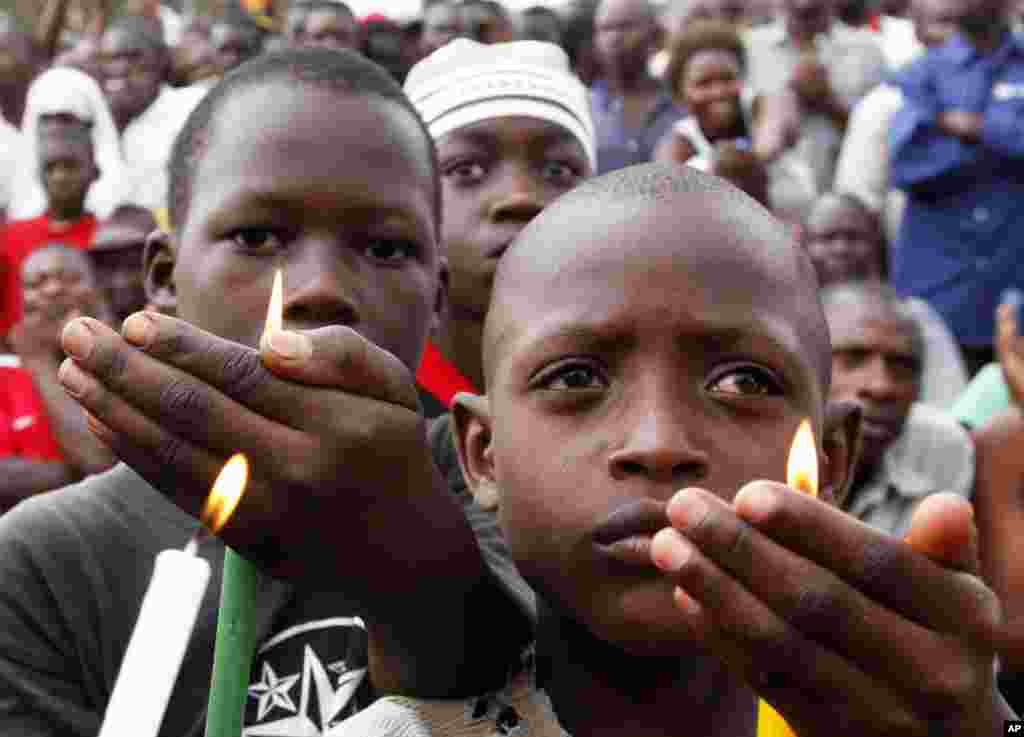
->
[651,485,1012,735]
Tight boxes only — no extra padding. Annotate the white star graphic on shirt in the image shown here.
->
[243,645,367,736]
[248,662,300,721]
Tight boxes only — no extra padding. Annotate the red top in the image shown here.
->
[0,359,63,461]
[415,340,477,409]
[0,212,97,337]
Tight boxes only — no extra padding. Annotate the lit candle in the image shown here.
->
[758,420,820,737]
[786,419,818,498]
[99,455,249,737]
[206,269,282,737]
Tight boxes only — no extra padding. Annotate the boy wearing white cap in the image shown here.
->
[404,38,596,415]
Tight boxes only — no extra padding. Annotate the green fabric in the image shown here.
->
[952,363,1012,428]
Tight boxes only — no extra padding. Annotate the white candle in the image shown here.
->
[98,547,211,737]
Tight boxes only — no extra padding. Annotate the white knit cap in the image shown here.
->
[404,39,596,172]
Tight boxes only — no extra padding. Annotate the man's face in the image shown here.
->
[827,297,920,475]
[0,28,36,89]
[594,0,657,76]
[912,0,970,43]
[90,222,149,323]
[38,136,97,213]
[100,28,164,125]
[803,197,882,287]
[484,198,825,654]
[163,83,440,372]
[783,0,835,41]
[422,3,463,55]
[438,116,590,321]
[301,9,359,50]
[22,248,103,322]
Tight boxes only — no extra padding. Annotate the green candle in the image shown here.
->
[205,547,259,737]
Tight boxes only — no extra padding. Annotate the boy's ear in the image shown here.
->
[451,391,500,510]
[819,399,863,509]
[143,229,177,315]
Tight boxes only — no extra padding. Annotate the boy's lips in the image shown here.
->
[592,499,670,567]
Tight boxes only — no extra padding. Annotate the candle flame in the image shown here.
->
[786,419,818,498]
[200,454,249,534]
[264,269,283,339]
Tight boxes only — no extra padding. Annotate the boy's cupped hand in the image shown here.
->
[55,312,451,588]
[650,484,1014,735]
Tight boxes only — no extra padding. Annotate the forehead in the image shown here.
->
[686,48,742,74]
[826,294,917,345]
[492,193,825,386]
[596,0,655,25]
[23,248,89,277]
[440,116,580,151]
[94,222,148,248]
[184,82,435,235]
[807,198,873,232]
[39,135,91,161]
[101,28,150,55]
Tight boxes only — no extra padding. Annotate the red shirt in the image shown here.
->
[415,340,477,409]
[0,212,97,337]
[0,358,63,461]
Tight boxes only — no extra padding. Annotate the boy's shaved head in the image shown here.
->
[485,163,831,394]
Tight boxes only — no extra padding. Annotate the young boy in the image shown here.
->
[88,204,158,325]
[0,126,99,343]
[403,38,596,413]
[342,164,1010,735]
[0,48,528,736]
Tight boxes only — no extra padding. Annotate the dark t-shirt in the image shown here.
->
[0,416,531,737]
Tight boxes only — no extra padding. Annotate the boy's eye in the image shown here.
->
[542,160,582,187]
[364,239,418,263]
[537,361,608,391]
[230,227,284,254]
[442,160,488,186]
[707,365,781,397]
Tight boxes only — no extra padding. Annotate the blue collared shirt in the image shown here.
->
[889,31,1024,345]
[589,80,686,175]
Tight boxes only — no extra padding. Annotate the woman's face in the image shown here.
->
[680,48,743,138]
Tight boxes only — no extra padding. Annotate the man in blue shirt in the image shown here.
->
[589,0,685,174]
[889,0,1024,375]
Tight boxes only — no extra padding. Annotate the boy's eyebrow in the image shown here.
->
[207,189,431,232]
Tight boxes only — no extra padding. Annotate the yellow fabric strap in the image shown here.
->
[757,700,798,737]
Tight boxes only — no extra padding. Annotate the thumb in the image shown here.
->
[260,325,421,414]
[903,493,980,574]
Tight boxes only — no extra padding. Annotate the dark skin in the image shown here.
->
[779,0,851,129]
[301,9,359,50]
[0,25,37,126]
[37,134,98,225]
[435,116,592,390]
[421,2,463,56]
[6,247,115,506]
[803,194,883,286]
[825,292,922,488]
[57,80,523,698]
[455,184,1010,735]
[89,218,151,324]
[99,26,166,132]
[594,0,663,126]
[911,0,962,47]
[935,0,1011,142]
[210,22,263,76]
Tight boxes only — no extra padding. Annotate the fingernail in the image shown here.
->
[651,529,693,573]
[735,484,781,524]
[62,319,94,360]
[58,359,88,398]
[123,312,155,348]
[668,489,709,532]
[266,330,312,361]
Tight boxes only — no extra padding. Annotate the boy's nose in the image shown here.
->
[608,403,709,489]
[281,245,360,331]
[488,169,547,223]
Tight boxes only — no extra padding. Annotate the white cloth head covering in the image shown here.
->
[9,66,127,219]
[404,39,596,172]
